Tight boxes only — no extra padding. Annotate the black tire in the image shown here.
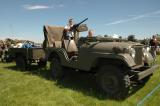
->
[97,65,130,99]
[50,58,64,79]
[15,56,27,70]
[38,58,47,67]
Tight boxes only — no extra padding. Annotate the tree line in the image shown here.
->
[0,38,33,47]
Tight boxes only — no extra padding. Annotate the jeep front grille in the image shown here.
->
[134,46,143,65]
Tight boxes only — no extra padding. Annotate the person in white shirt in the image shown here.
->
[64,18,75,40]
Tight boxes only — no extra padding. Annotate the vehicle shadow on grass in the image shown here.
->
[4,64,145,101]
[4,64,53,80]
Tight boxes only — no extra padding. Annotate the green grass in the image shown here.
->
[0,56,160,106]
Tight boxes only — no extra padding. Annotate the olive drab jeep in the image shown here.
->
[43,19,159,98]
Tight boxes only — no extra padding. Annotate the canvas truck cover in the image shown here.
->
[43,25,64,48]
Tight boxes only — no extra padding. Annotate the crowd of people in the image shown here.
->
[0,43,9,62]
[0,41,38,62]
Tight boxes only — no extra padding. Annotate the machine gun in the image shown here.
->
[70,18,88,32]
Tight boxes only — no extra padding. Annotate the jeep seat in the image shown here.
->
[63,40,78,53]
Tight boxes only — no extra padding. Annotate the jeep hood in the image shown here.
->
[81,42,142,53]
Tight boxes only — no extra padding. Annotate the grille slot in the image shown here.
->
[134,46,143,65]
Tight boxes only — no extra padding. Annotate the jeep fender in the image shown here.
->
[47,48,69,65]
[93,53,136,70]
[78,52,136,71]
[94,53,136,68]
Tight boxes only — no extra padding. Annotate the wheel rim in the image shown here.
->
[101,75,119,94]
[53,61,59,74]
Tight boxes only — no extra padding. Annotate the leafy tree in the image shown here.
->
[119,36,122,39]
[140,38,150,45]
[104,34,109,37]
[127,35,136,42]
[97,35,103,37]
[5,38,14,45]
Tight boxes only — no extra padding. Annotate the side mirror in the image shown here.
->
[77,24,88,32]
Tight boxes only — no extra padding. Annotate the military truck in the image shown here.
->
[43,19,159,98]
[10,47,46,69]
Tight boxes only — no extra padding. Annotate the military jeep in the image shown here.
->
[43,23,159,98]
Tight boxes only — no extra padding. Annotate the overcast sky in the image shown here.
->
[0,0,160,42]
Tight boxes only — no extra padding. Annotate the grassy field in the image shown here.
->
[0,57,160,106]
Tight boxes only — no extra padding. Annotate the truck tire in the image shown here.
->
[97,65,130,99]
[15,56,27,70]
[50,58,64,79]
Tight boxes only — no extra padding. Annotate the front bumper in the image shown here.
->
[135,65,159,80]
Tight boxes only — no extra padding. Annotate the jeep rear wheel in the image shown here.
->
[15,56,27,70]
[50,58,64,79]
[97,65,130,99]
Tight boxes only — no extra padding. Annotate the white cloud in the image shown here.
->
[58,4,64,8]
[112,34,120,38]
[23,3,65,10]
[106,10,160,26]
[153,10,160,14]
[23,5,52,10]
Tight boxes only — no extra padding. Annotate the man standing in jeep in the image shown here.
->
[64,18,75,40]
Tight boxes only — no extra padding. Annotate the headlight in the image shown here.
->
[129,48,136,58]
[146,47,150,52]
[142,47,151,63]
[143,46,150,52]
[143,48,146,54]
[124,46,136,58]
[142,47,150,57]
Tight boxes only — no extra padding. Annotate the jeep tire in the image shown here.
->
[50,58,64,79]
[97,65,130,99]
